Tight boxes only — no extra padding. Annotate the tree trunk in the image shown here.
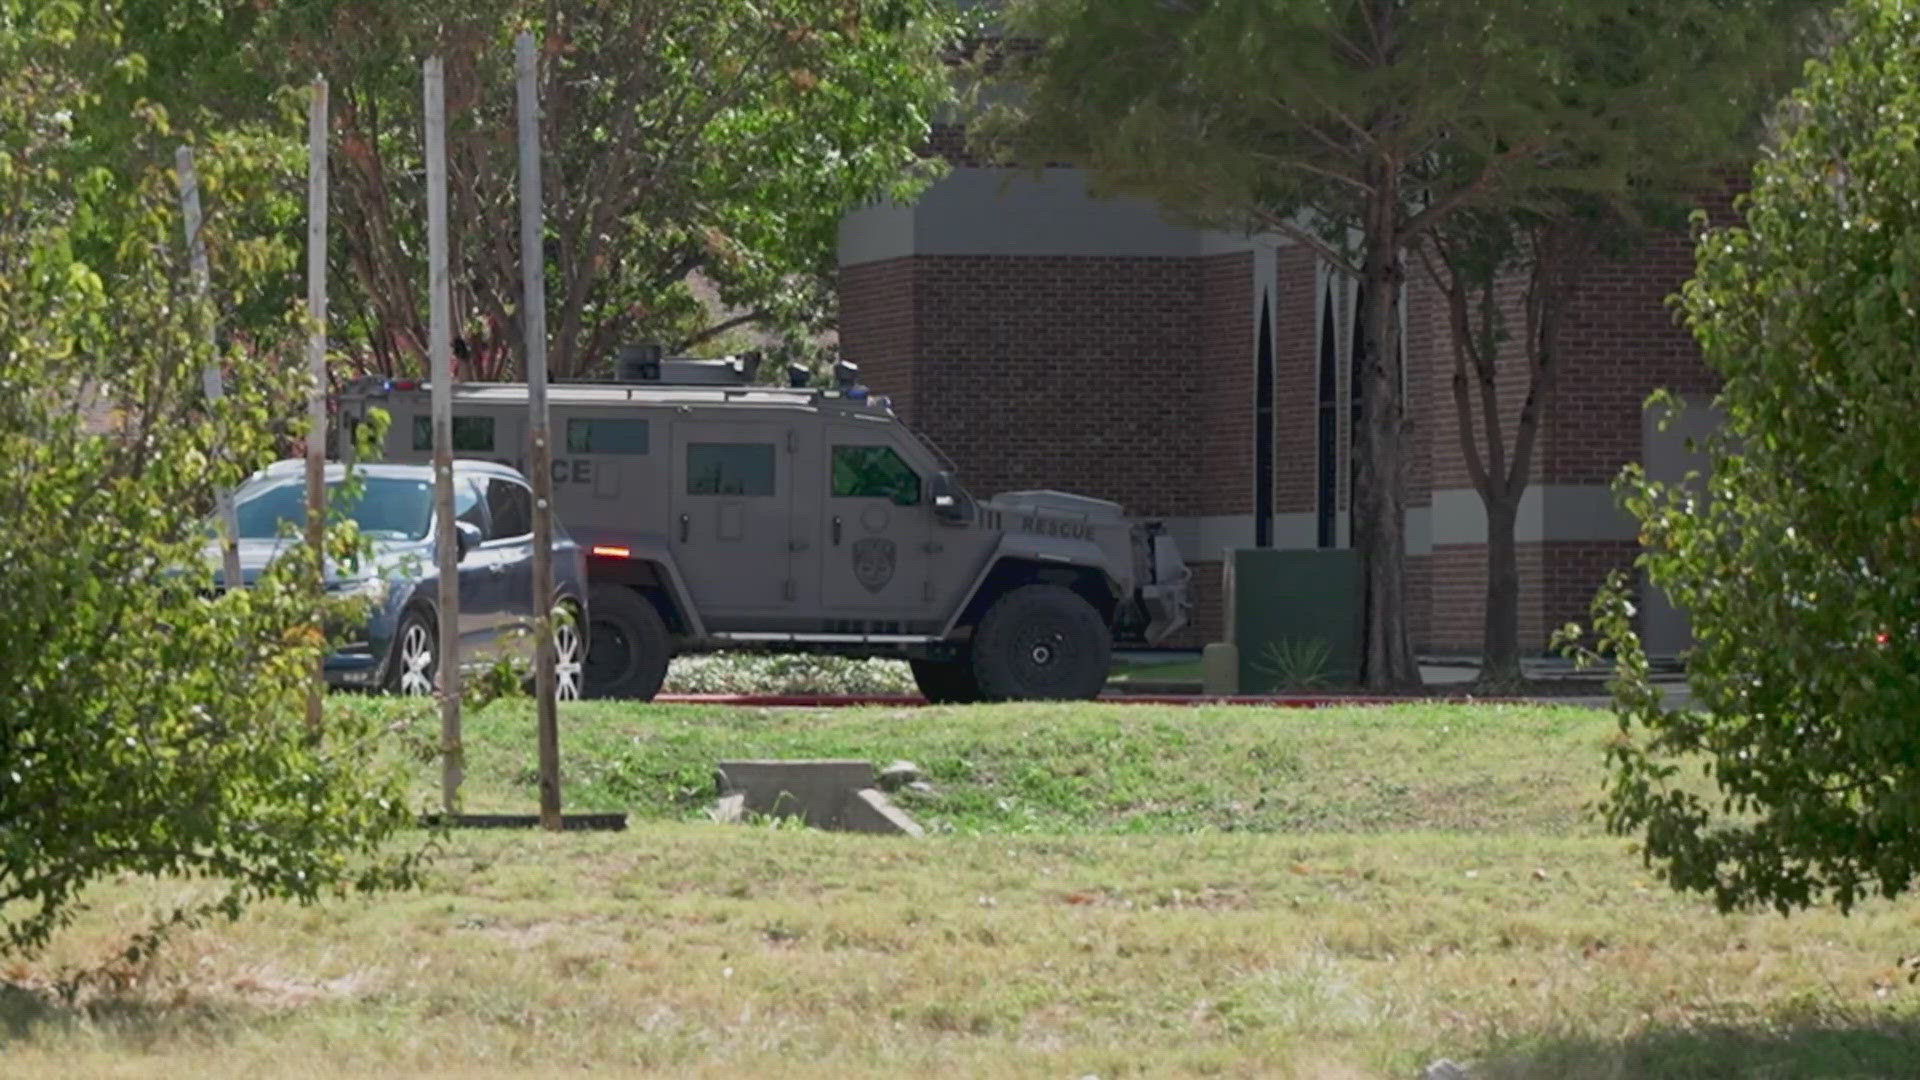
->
[1480,495,1521,686]
[1354,198,1421,691]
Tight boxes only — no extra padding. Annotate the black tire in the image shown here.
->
[970,584,1112,701]
[384,605,440,697]
[583,583,671,700]
[911,655,981,704]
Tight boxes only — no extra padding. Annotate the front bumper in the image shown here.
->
[323,643,387,689]
[1138,528,1193,644]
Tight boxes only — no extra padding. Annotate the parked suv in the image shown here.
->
[336,355,1191,702]
[213,459,590,697]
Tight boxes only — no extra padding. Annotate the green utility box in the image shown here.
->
[1223,548,1363,692]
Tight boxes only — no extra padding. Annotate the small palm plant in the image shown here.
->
[1250,637,1334,692]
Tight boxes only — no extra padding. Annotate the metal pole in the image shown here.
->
[175,146,244,599]
[425,56,463,811]
[303,75,330,737]
[516,31,563,831]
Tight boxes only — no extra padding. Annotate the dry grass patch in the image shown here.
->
[4,702,1917,1077]
[4,823,1918,1078]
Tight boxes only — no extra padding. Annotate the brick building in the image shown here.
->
[836,161,1729,657]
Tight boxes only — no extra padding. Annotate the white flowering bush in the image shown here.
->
[662,653,917,696]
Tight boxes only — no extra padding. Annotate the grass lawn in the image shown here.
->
[5,701,1918,1078]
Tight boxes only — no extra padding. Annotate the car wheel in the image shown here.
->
[970,584,1111,701]
[910,656,981,704]
[386,607,439,697]
[583,583,670,700]
[534,598,587,702]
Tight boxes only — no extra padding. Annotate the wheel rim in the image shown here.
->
[397,621,435,696]
[554,616,583,701]
[1010,621,1077,692]
[585,618,633,691]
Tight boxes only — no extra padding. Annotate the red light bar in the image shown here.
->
[591,545,632,559]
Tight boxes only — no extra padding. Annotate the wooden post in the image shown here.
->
[174,146,244,598]
[303,75,330,736]
[425,56,464,811]
[516,31,563,830]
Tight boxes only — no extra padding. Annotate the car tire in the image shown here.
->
[910,655,981,704]
[385,606,440,697]
[583,583,670,701]
[970,584,1111,701]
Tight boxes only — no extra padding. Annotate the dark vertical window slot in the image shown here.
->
[1349,285,1366,542]
[1254,295,1275,548]
[1316,288,1338,548]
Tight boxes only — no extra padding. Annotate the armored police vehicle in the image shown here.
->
[335,350,1191,702]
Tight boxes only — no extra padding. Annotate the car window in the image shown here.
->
[483,477,532,540]
[233,475,434,541]
[455,478,486,532]
[687,443,775,496]
[831,444,921,506]
[567,417,648,455]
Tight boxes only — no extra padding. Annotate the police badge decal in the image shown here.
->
[851,537,896,593]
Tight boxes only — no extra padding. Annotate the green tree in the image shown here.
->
[0,1,424,959]
[1565,0,1920,915]
[116,0,964,381]
[1416,1,1821,688]
[974,0,1817,689]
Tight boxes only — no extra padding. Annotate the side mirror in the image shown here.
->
[454,520,483,561]
[930,472,973,525]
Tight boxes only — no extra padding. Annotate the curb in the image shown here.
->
[649,693,1537,708]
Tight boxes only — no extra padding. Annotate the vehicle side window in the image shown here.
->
[454,478,486,531]
[413,414,494,452]
[484,477,532,540]
[567,417,648,454]
[831,444,920,506]
[687,443,775,496]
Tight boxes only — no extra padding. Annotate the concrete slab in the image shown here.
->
[842,788,924,837]
[712,759,922,836]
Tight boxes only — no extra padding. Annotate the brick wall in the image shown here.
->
[839,257,919,418]
[1197,252,1255,515]
[906,254,1210,518]
[1404,258,1442,507]
[1543,189,1739,485]
[1426,540,1639,654]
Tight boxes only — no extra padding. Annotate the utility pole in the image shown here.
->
[303,74,330,737]
[425,56,464,811]
[174,146,244,599]
[517,30,563,831]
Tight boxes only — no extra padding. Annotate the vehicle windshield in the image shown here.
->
[233,475,433,542]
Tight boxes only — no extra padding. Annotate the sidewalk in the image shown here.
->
[1111,650,1694,710]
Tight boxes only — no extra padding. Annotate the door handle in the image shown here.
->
[832,516,842,545]
[679,513,689,543]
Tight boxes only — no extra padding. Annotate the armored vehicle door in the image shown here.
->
[668,419,797,626]
[816,424,933,629]
[553,408,660,541]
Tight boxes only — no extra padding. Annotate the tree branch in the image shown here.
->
[1404,138,1545,238]
[1248,205,1361,276]
[1416,236,1494,499]
[674,307,773,352]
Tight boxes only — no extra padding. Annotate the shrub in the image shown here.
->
[1566,0,1920,915]
[0,6,424,960]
